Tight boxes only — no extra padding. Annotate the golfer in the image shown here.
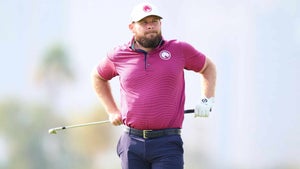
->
[91,2,216,169]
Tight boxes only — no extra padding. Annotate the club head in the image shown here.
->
[48,129,57,134]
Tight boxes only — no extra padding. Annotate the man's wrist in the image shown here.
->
[202,97,215,104]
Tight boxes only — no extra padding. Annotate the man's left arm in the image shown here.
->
[199,57,216,98]
[195,57,217,117]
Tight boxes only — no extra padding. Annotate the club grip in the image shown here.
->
[184,109,194,114]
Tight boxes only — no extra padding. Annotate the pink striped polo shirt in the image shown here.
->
[97,39,206,130]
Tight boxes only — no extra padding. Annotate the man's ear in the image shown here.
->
[128,23,134,32]
[128,23,133,30]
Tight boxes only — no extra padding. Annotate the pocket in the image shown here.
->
[167,135,184,153]
[117,132,133,157]
[116,134,124,156]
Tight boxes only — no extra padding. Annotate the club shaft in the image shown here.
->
[49,110,195,134]
[53,110,194,130]
[53,120,110,131]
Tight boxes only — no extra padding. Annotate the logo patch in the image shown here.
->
[159,50,171,60]
[143,5,152,13]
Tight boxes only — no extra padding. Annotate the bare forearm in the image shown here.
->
[91,69,119,113]
[200,58,217,98]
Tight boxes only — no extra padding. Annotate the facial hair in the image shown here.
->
[135,31,162,48]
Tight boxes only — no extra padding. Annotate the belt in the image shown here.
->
[124,126,181,139]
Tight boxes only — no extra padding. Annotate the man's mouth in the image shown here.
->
[145,31,157,35]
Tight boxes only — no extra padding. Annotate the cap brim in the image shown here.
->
[132,15,162,22]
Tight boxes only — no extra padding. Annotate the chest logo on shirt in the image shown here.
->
[159,50,172,60]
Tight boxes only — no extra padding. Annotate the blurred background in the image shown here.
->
[0,0,299,168]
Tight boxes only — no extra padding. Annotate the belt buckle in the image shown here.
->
[143,130,152,139]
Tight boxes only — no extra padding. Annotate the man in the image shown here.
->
[91,2,216,169]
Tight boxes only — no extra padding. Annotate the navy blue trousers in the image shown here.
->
[117,132,184,169]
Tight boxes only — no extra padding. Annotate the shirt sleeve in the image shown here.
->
[96,57,118,80]
[181,41,206,72]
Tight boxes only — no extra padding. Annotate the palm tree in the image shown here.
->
[35,43,74,106]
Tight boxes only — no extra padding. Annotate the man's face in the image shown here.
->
[130,16,162,48]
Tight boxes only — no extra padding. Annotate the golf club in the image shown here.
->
[48,109,195,135]
[48,120,110,134]
[184,109,194,114]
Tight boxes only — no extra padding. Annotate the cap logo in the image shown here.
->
[143,5,152,13]
[160,50,171,60]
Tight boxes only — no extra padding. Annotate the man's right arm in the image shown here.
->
[91,68,122,125]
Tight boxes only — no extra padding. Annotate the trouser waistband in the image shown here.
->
[124,126,181,139]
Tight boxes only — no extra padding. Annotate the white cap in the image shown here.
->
[130,2,162,22]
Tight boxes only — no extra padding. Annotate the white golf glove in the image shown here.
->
[194,97,215,117]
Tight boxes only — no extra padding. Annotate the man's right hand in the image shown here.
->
[108,112,123,126]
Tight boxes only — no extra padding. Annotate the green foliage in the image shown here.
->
[0,98,64,169]
[0,41,120,168]
[0,98,120,169]
[37,43,74,83]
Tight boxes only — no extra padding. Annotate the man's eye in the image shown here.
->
[141,21,148,25]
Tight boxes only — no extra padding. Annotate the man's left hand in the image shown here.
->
[194,97,215,117]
